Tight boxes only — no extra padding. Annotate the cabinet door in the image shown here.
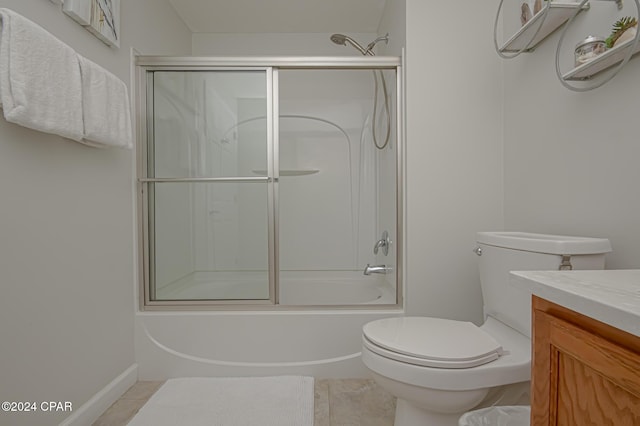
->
[532,299,640,426]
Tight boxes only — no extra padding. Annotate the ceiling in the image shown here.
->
[168,0,387,34]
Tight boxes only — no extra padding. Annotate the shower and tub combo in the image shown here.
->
[134,34,403,378]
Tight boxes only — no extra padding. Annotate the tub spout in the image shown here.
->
[364,264,389,275]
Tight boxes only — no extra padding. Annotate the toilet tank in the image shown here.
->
[476,232,612,338]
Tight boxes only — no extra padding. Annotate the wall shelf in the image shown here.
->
[499,2,590,53]
[562,37,640,80]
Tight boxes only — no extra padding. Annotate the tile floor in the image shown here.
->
[93,378,396,426]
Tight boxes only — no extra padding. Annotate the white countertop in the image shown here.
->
[510,269,640,338]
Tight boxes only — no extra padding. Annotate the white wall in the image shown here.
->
[404,0,504,322]
[0,1,191,425]
[503,2,640,269]
[193,32,377,56]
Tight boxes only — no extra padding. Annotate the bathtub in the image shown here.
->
[136,271,401,379]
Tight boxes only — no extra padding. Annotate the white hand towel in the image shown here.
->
[0,8,84,141]
[78,54,133,149]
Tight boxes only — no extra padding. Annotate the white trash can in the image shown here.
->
[458,406,530,426]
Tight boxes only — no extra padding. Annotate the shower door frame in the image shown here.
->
[134,55,404,311]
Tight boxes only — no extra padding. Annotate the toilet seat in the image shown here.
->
[363,317,504,369]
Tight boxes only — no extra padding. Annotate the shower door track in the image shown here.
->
[135,55,403,311]
[135,56,401,69]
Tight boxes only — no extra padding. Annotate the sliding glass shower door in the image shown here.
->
[145,70,274,302]
[138,56,402,308]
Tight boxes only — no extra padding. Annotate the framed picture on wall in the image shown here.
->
[63,0,120,48]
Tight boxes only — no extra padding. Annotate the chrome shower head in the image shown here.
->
[329,33,370,55]
[330,33,347,46]
[330,33,390,56]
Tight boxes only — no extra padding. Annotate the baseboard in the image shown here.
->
[59,364,138,426]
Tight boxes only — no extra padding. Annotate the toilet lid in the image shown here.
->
[363,317,504,369]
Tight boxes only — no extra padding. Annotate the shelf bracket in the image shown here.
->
[609,0,624,10]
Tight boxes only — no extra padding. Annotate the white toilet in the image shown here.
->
[361,232,612,426]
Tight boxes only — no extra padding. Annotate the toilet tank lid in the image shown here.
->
[477,232,612,255]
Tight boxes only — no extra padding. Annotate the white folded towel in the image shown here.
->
[78,54,133,149]
[0,8,84,141]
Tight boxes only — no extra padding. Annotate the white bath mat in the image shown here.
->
[127,376,314,426]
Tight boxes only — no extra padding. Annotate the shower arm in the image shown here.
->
[365,33,390,55]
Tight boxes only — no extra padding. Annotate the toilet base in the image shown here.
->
[394,399,462,426]
[393,399,461,426]
[366,369,488,426]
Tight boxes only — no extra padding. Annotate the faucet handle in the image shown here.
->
[373,231,390,256]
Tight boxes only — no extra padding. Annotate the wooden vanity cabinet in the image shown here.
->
[531,296,640,426]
